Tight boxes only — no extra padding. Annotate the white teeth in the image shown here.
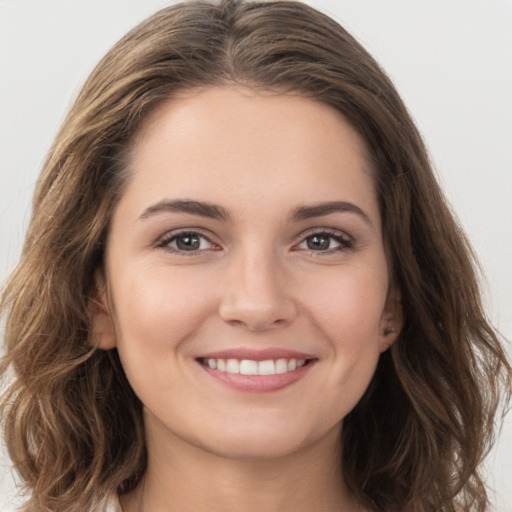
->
[258,359,276,375]
[275,359,288,374]
[239,359,258,375]
[204,358,308,375]
[226,359,240,373]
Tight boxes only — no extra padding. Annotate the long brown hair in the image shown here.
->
[1,1,510,510]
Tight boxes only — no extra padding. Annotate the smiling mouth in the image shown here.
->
[197,357,316,376]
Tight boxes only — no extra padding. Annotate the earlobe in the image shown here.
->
[379,285,403,353]
[89,269,117,350]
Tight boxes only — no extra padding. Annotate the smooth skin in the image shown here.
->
[92,86,402,512]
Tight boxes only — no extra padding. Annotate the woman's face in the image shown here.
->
[94,86,401,460]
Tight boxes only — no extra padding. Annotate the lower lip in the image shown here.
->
[198,360,316,393]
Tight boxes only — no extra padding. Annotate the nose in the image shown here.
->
[218,248,298,331]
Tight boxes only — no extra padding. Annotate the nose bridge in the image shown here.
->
[219,241,296,330]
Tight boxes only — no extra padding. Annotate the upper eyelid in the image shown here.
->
[157,227,214,240]
[296,227,353,241]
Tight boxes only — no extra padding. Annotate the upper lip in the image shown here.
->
[196,348,316,361]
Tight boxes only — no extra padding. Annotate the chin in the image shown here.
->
[193,420,340,462]
[203,437,308,461]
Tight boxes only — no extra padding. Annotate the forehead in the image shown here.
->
[119,86,379,225]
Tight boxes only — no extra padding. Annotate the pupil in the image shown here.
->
[177,234,200,250]
[308,235,330,250]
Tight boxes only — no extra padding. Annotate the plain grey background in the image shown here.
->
[1,0,511,510]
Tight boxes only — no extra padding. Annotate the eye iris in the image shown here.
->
[176,233,200,251]
[307,235,331,250]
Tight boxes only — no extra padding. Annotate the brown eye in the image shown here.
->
[306,235,332,251]
[157,230,218,254]
[296,230,353,253]
[175,233,201,251]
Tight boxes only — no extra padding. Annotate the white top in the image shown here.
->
[101,495,122,512]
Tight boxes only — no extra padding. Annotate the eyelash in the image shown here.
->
[294,228,354,255]
[155,228,354,256]
[155,229,219,255]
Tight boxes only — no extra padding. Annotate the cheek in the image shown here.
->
[110,261,218,362]
[301,264,388,339]
[108,262,223,410]
[298,266,387,395]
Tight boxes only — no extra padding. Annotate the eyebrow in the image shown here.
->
[139,199,372,226]
[140,200,230,220]
[290,201,373,226]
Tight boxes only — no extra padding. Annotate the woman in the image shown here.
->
[1,0,510,511]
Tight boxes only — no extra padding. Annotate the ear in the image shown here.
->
[88,269,117,350]
[379,284,403,353]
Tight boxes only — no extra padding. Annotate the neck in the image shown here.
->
[120,413,361,512]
